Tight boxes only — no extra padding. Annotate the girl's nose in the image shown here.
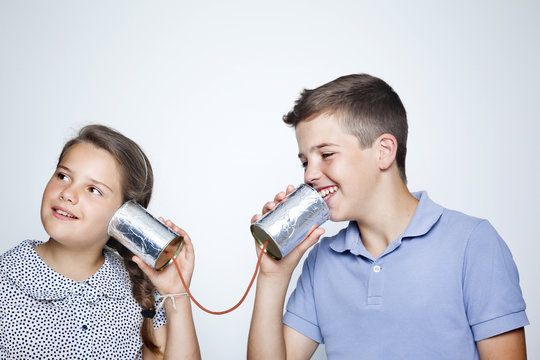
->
[59,187,78,204]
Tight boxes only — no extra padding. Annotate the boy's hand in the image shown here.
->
[132,218,195,295]
[251,185,325,277]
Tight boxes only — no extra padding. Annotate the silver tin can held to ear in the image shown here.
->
[250,184,330,260]
[107,200,183,271]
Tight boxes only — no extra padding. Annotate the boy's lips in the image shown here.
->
[52,206,79,220]
[317,185,338,200]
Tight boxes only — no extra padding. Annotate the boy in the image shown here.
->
[248,74,528,359]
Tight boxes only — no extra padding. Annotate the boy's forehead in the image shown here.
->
[295,113,351,149]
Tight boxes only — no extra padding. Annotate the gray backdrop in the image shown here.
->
[1,1,538,358]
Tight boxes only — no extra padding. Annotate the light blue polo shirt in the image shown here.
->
[283,192,528,359]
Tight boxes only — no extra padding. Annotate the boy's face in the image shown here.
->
[296,113,379,223]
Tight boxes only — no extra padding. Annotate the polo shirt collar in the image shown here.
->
[2,240,131,302]
[329,191,443,257]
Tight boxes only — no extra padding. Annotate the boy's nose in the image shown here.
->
[304,164,322,187]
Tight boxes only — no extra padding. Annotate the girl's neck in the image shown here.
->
[35,239,106,282]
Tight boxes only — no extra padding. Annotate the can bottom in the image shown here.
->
[155,236,184,270]
[250,225,283,260]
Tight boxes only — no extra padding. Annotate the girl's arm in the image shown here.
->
[133,221,201,360]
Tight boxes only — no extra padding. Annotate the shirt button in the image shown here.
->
[373,265,381,273]
[82,325,88,331]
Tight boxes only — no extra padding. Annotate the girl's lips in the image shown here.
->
[52,207,79,220]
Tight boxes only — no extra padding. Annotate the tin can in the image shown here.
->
[107,201,183,270]
[250,184,330,260]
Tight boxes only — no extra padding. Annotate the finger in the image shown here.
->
[262,201,276,214]
[132,255,158,280]
[161,218,186,237]
[285,184,295,195]
[274,191,286,203]
[292,226,325,257]
[179,233,195,258]
[251,214,262,224]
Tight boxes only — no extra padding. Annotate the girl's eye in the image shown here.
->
[322,152,334,159]
[57,173,69,181]
[301,161,308,169]
[89,187,102,196]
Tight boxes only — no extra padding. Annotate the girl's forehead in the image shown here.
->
[60,143,123,189]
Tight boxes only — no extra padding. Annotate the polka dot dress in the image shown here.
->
[0,240,166,359]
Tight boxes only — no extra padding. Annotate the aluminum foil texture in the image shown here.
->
[251,184,330,260]
[107,201,183,270]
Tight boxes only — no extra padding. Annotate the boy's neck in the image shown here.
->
[355,178,419,259]
[34,239,106,282]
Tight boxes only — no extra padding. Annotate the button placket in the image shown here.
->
[366,261,385,306]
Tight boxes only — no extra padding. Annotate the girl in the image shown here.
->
[0,125,201,359]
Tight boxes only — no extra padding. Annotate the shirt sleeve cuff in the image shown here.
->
[283,311,324,344]
[471,310,529,341]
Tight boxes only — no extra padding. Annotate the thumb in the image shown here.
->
[289,225,325,260]
[132,255,159,281]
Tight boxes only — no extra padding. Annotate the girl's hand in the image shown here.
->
[132,219,195,295]
[251,185,325,278]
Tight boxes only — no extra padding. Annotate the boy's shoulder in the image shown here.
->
[309,192,500,260]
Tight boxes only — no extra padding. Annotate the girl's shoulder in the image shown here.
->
[0,239,43,270]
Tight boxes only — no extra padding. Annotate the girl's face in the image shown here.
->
[40,142,124,250]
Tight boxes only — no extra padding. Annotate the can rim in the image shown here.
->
[250,224,282,260]
[155,235,184,271]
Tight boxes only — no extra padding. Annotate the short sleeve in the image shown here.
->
[283,244,324,343]
[152,289,167,329]
[463,220,529,340]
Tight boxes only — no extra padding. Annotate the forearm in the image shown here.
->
[477,327,527,360]
[163,296,201,360]
[247,273,292,360]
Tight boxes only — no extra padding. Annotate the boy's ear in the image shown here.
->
[375,133,397,171]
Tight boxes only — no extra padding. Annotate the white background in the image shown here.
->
[1,1,538,359]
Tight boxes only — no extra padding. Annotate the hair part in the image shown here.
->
[58,124,160,354]
[283,74,409,183]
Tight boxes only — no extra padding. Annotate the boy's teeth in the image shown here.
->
[319,186,338,198]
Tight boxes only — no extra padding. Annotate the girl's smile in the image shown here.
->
[51,206,79,220]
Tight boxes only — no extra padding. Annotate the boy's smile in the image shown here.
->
[40,142,124,250]
[296,113,379,223]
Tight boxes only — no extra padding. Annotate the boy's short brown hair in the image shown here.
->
[283,74,408,183]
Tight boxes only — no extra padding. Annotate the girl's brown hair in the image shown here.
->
[58,124,161,354]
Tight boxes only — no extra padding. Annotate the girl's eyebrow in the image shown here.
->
[57,164,71,172]
[57,164,114,192]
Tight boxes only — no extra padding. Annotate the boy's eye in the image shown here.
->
[89,187,102,196]
[322,152,334,159]
[57,173,69,181]
[301,161,308,168]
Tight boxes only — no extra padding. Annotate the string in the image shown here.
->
[165,240,269,315]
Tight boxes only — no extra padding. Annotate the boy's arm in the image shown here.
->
[247,269,319,360]
[247,186,324,360]
[477,327,527,360]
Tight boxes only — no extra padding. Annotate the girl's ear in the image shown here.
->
[375,133,398,171]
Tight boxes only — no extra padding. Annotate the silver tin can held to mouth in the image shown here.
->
[107,201,184,271]
[250,184,330,260]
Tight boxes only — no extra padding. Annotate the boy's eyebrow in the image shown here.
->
[298,143,340,158]
[57,164,114,192]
